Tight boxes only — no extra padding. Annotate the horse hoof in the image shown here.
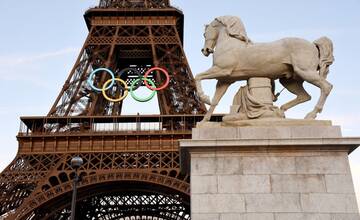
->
[203,95,211,105]
[277,109,286,118]
[280,105,287,112]
[199,95,211,105]
[305,112,317,120]
[197,119,210,127]
[204,116,211,121]
[198,93,211,105]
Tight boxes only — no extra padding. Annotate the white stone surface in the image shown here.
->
[331,214,360,220]
[295,154,351,174]
[241,156,296,174]
[216,156,243,175]
[218,175,270,193]
[191,157,216,176]
[219,213,242,220]
[192,126,342,140]
[192,175,218,194]
[275,213,331,220]
[183,126,360,220]
[192,194,245,213]
[191,214,219,220]
[221,213,274,220]
[245,194,302,212]
[325,174,357,193]
[300,193,359,213]
[275,213,360,220]
[271,174,326,193]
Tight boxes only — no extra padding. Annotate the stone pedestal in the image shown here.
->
[180,125,360,220]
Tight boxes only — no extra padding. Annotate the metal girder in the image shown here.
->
[99,0,170,9]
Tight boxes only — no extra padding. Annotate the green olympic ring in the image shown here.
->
[130,78,157,102]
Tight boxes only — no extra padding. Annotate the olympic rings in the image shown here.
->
[102,78,128,102]
[87,66,170,103]
[118,67,142,91]
[130,78,157,102]
[87,68,115,92]
[144,67,170,91]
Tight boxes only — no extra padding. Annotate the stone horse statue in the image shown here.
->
[195,16,334,122]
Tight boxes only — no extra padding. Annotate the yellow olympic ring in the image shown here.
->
[102,78,128,102]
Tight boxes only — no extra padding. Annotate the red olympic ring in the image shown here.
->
[143,67,170,91]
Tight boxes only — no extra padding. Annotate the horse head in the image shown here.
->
[201,22,219,57]
[201,16,252,57]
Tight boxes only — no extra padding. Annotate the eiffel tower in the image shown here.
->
[0,1,221,219]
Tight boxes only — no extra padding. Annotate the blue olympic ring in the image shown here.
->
[87,68,115,92]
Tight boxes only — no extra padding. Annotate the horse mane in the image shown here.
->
[215,16,252,44]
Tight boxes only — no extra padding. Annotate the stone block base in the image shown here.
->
[180,125,360,220]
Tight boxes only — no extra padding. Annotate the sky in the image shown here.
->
[0,0,359,209]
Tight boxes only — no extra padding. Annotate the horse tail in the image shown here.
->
[314,37,334,79]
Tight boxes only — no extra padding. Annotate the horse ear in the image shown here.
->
[216,16,252,43]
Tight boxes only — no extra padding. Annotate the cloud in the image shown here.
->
[0,47,79,90]
[0,47,79,66]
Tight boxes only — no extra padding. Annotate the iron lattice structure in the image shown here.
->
[0,1,217,219]
[48,0,205,116]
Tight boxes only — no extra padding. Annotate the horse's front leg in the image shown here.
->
[201,81,232,123]
[195,66,231,105]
